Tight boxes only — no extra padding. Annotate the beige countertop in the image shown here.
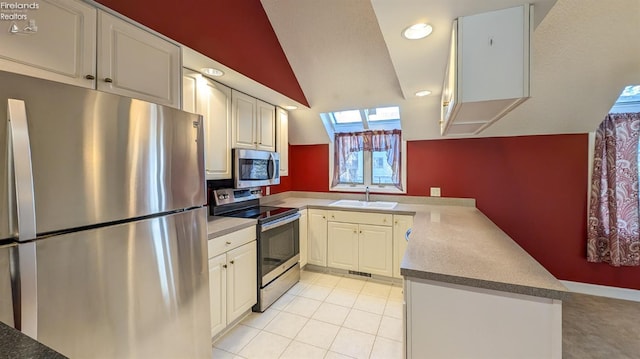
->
[208,192,568,300]
[207,216,256,239]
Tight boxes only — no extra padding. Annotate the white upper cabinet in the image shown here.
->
[232,90,276,151]
[441,4,531,136]
[98,11,181,108]
[276,107,289,176]
[232,90,258,149]
[183,71,233,179]
[0,0,96,88]
[256,100,276,151]
[0,0,181,108]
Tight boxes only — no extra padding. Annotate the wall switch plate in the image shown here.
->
[430,187,441,197]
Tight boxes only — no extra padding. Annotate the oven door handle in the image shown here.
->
[260,212,300,232]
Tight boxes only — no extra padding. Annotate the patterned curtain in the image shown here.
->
[332,132,364,187]
[587,113,640,266]
[332,130,402,190]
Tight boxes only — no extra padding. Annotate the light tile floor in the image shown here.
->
[212,269,404,359]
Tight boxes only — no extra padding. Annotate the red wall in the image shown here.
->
[288,135,640,290]
[96,0,309,107]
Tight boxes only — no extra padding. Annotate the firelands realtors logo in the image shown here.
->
[1,1,39,34]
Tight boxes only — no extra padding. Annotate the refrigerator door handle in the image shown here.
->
[7,99,36,241]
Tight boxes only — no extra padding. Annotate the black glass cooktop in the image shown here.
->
[223,206,297,222]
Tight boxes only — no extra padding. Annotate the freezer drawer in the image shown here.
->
[25,208,209,358]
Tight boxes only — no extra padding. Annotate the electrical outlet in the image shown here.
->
[266,186,270,196]
[430,187,441,197]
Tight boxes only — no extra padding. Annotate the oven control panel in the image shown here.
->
[213,187,262,206]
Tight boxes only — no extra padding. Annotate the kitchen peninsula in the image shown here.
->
[209,192,568,358]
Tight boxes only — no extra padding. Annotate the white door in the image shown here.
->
[98,11,180,108]
[232,90,257,149]
[208,254,227,337]
[307,210,328,266]
[327,222,359,271]
[256,100,276,151]
[226,241,257,323]
[299,209,308,267]
[393,215,413,278]
[0,0,96,88]
[359,224,393,277]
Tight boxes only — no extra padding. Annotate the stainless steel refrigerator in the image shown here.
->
[0,70,210,358]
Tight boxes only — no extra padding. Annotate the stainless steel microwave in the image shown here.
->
[233,149,280,188]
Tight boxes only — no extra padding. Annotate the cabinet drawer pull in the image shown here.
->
[359,230,362,234]
[85,74,95,80]
[353,230,357,234]
[230,260,235,264]
[104,77,113,83]
[222,264,227,269]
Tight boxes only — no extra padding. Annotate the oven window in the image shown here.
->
[260,220,299,279]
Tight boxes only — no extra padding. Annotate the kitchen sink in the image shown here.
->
[329,199,398,209]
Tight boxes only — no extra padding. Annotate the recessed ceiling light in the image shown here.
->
[283,105,298,110]
[201,68,224,77]
[415,90,432,97]
[402,23,433,40]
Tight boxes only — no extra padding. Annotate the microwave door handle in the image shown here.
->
[267,152,275,179]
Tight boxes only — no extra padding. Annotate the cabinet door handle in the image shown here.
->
[85,74,95,80]
[230,260,235,264]
[104,77,113,83]
[394,220,398,225]
[353,230,357,234]
[322,216,326,219]
[359,230,362,234]
[222,264,227,269]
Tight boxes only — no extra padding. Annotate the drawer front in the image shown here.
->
[208,226,256,258]
[327,210,392,226]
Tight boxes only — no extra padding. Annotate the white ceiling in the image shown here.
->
[260,0,640,144]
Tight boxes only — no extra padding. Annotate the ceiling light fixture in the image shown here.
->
[402,23,433,40]
[201,68,224,77]
[283,105,298,110]
[415,90,432,97]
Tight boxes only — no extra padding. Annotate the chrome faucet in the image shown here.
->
[365,186,370,202]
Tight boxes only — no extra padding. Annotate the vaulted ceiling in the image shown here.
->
[97,0,640,144]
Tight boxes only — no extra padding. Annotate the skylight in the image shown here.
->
[610,85,640,113]
[321,106,402,133]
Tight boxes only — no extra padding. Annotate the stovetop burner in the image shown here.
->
[222,205,298,223]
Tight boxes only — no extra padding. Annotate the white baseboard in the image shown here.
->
[560,280,640,302]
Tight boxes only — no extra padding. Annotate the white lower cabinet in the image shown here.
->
[226,242,258,321]
[393,215,413,278]
[327,220,393,276]
[208,227,257,338]
[327,222,359,270]
[299,209,308,267]
[208,254,227,337]
[326,210,394,277]
[358,224,393,277]
[307,209,328,266]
